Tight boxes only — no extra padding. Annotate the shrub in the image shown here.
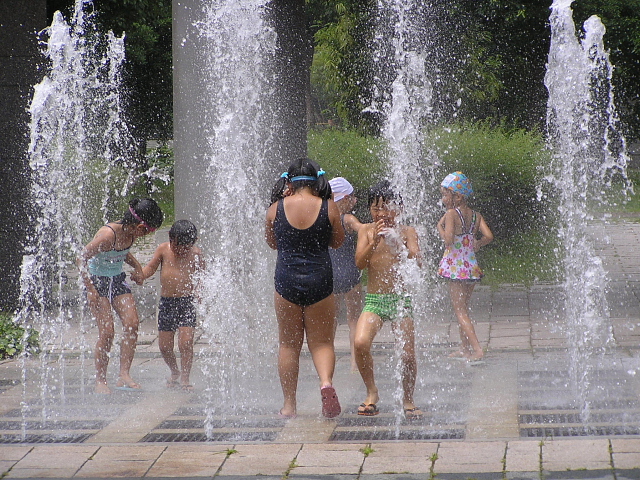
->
[0,313,40,360]
[426,122,555,241]
[308,128,386,190]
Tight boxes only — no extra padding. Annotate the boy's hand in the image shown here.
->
[368,220,386,248]
[380,226,403,252]
[130,270,144,285]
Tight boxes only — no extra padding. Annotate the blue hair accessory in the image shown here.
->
[290,175,316,182]
[317,169,325,177]
[280,172,289,179]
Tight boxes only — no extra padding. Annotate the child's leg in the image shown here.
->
[305,294,337,388]
[158,330,179,383]
[112,293,140,387]
[392,316,418,409]
[274,293,305,417]
[449,282,483,359]
[354,311,383,406]
[345,284,364,372]
[177,326,195,387]
[91,296,115,393]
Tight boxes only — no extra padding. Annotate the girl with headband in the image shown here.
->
[266,158,345,419]
[78,198,163,393]
[437,172,493,364]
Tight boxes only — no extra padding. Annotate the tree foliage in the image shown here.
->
[45,0,639,141]
[47,0,173,142]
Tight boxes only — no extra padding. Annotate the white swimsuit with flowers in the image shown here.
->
[438,208,483,282]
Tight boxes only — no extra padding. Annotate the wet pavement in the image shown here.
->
[1,219,640,478]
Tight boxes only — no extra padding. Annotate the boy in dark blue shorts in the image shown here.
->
[136,220,205,391]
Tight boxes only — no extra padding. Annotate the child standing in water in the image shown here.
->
[78,198,164,394]
[328,177,364,372]
[135,220,204,392]
[266,158,345,419]
[437,172,493,363]
[353,180,423,419]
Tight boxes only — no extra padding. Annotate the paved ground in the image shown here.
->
[1,219,640,479]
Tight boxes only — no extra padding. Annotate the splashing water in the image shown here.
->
[545,0,631,424]
[370,0,441,431]
[15,0,135,439]
[192,0,279,437]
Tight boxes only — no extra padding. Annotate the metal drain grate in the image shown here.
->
[330,429,464,441]
[141,431,279,442]
[0,420,107,431]
[156,418,285,430]
[521,426,640,437]
[0,433,93,444]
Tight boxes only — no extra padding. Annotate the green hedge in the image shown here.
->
[426,122,554,241]
[308,128,386,190]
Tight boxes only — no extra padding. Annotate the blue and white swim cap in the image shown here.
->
[441,172,473,197]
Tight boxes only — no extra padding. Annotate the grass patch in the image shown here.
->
[479,229,561,287]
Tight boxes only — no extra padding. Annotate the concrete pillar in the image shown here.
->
[0,0,47,311]
[172,0,211,222]
[172,0,309,222]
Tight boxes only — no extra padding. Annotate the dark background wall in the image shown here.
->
[0,0,47,310]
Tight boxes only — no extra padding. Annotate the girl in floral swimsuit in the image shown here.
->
[437,172,493,363]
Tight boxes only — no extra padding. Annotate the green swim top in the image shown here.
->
[87,224,132,277]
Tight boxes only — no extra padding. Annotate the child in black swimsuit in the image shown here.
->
[266,158,345,419]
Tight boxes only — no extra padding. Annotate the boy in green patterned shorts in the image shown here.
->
[353,180,423,419]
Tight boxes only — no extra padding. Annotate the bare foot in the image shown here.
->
[95,382,111,395]
[468,350,484,361]
[181,384,194,392]
[448,350,468,359]
[279,407,296,418]
[115,377,141,389]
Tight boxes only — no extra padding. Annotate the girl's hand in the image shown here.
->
[130,270,144,285]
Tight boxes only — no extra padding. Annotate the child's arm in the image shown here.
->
[135,244,165,283]
[355,221,383,270]
[436,213,447,241]
[328,200,345,249]
[125,252,145,285]
[474,213,494,251]
[265,202,278,250]
[193,247,206,301]
[439,209,457,246]
[343,213,363,235]
[404,226,422,267]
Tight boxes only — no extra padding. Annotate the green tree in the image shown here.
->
[47,0,173,143]
[307,0,378,134]
[573,0,640,141]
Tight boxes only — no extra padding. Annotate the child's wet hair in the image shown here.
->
[169,220,198,246]
[122,198,164,229]
[271,158,332,203]
[368,180,403,207]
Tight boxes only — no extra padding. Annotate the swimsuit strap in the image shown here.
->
[454,207,474,235]
[104,224,117,251]
[105,223,134,252]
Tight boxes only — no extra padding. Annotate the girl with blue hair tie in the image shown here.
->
[266,158,345,418]
[437,172,493,363]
